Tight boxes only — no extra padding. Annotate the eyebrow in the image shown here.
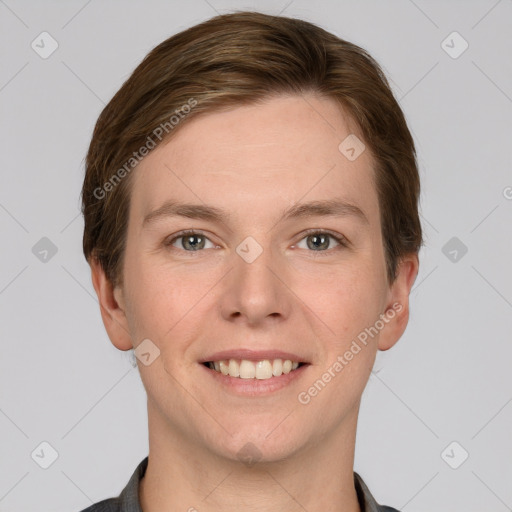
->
[142,198,369,228]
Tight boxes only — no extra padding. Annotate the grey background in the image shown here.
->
[1,0,511,511]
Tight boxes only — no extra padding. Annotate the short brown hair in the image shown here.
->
[81,11,423,288]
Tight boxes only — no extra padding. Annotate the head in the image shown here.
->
[82,12,422,463]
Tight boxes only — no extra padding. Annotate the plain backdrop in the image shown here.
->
[0,1,511,511]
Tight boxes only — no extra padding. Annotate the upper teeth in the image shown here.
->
[209,359,300,379]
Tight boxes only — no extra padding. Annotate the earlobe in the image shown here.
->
[378,254,419,351]
[90,258,133,351]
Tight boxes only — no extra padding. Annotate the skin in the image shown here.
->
[91,93,419,512]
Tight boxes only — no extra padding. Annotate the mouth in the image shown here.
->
[199,350,311,395]
[202,358,307,380]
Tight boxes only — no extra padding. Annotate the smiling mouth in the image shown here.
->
[203,359,307,380]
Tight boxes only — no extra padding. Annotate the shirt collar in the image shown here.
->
[354,470,393,512]
[116,457,395,512]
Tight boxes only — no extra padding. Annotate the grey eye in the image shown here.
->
[296,233,341,251]
[169,233,215,251]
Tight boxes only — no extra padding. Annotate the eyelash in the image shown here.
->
[164,229,349,254]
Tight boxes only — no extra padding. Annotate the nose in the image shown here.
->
[219,241,291,327]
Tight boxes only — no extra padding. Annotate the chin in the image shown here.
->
[205,419,309,466]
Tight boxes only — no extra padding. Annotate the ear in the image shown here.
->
[90,257,133,351]
[378,253,419,351]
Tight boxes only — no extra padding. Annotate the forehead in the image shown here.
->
[129,94,380,229]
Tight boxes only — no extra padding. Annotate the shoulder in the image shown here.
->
[353,471,401,512]
[77,456,148,512]
[78,497,123,512]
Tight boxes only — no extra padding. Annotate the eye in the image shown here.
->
[294,230,348,252]
[165,230,216,251]
[164,229,348,253]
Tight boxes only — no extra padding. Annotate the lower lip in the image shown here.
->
[200,363,310,396]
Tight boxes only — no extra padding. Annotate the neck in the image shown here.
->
[139,399,362,512]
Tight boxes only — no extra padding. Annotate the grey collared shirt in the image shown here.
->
[79,457,400,512]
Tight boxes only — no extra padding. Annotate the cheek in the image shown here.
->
[122,252,175,339]
[293,260,386,345]
[122,251,217,348]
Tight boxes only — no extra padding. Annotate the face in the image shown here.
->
[94,93,418,464]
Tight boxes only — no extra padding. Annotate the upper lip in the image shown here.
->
[200,349,309,363]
